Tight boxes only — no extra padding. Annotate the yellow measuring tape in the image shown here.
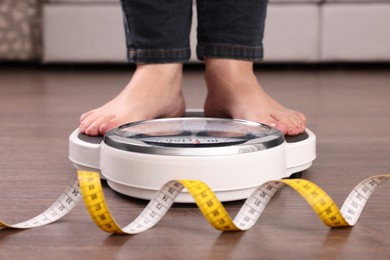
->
[1,170,389,233]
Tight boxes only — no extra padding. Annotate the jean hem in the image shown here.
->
[127,48,191,64]
[197,43,264,61]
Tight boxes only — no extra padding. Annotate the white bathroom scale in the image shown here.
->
[69,110,316,202]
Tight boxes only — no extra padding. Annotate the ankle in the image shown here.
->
[204,59,257,94]
[205,58,253,76]
[136,63,182,79]
[128,63,183,95]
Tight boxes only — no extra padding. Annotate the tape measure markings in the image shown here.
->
[340,175,390,226]
[78,171,123,234]
[233,181,281,230]
[180,179,238,231]
[123,180,184,234]
[281,179,350,227]
[1,171,390,234]
[79,171,188,234]
[0,177,81,229]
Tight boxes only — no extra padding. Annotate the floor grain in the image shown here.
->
[0,66,390,259]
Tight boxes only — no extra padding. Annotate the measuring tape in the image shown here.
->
[1,170,389,233]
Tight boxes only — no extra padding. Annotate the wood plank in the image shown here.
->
[0,66,390,259]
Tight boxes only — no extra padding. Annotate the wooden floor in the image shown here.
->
[0,65,390,259]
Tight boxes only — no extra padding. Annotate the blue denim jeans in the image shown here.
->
[120,0,268,63]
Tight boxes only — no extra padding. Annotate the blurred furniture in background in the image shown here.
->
[0,0,42,61]
[2,0,390,63]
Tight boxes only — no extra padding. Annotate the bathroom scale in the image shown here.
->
[69,110,316,202]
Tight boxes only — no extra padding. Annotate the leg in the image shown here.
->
[79,0,193,136]
[197,0,306,135]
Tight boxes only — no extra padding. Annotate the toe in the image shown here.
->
[99,120,120,136]
[85,114,116,136]
[287,126,301,136]
[79,119,92,133]
[271,110,306,136]
[79,111,100,134]
[265,119,289,135]
[85,124,100,136]
[80,110,94,122]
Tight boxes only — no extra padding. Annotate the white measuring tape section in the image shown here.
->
[0,177,81,229]
[1,171,389,233]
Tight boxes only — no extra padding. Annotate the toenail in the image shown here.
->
[86,126,95,133]
[80,122,88,128]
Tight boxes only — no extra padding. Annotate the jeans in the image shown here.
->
[120,0,268,64]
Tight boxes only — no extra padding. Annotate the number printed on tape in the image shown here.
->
[1,170,389,234]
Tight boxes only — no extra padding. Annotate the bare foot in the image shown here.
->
[203,59,306,136]
[79,64,186,136]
